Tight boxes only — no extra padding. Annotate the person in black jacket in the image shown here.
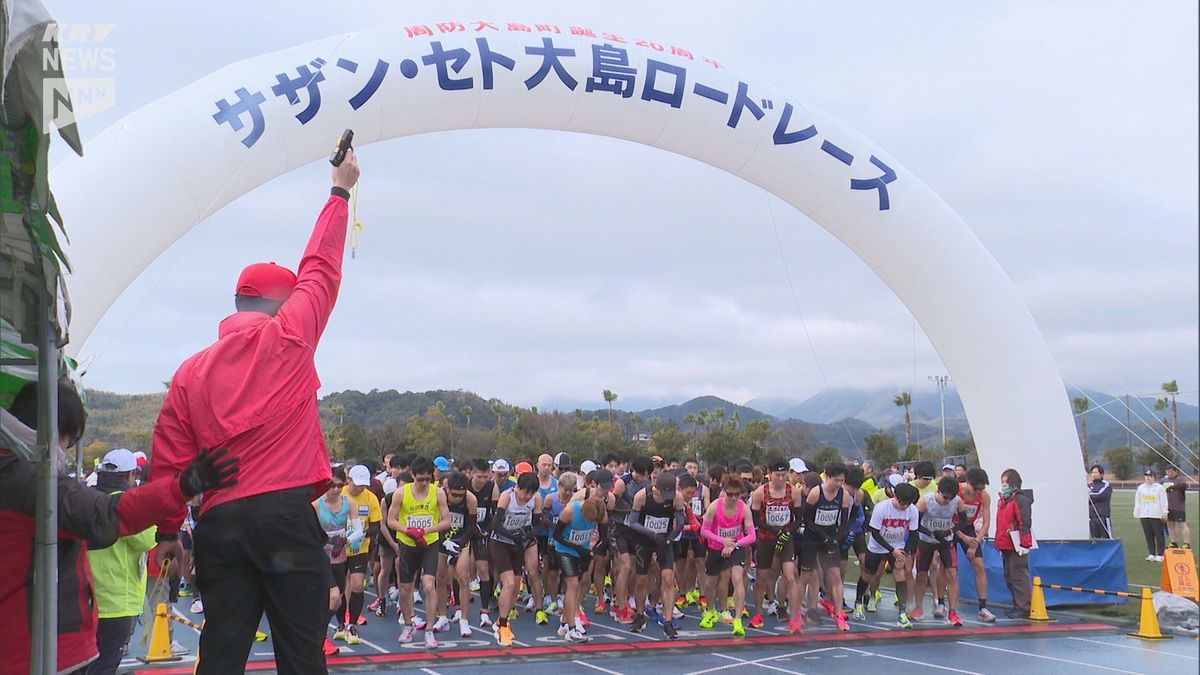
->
[1087,464,1113,539]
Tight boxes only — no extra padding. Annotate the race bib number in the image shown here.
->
[504,511,531,530]
[691,497,704,516]
[476,507,489,523]
[926,516,952,532]
[406,514,434,530]
[765,505,791,527]
[962,503,979,520]
[717,526,741,540]
[814,508,838,527]
[450,512,465,529]
[645,515,670,534]
[568,528,593,545]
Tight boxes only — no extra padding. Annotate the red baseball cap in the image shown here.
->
[236,262,297,301]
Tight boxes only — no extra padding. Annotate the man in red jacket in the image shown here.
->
[1,381,237,675]
[149,152,360,674]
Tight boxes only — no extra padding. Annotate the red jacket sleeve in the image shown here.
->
[148,377,198,534]
[277,194,349,348]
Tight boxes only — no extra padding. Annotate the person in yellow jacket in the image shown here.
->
[86,448,159,675]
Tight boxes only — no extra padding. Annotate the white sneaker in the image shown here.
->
[933,603,947,619]
[557,623,570,637]
[432,615,451,633]
[425,631,438,649]
[565,627,591,643]
[479,611,493,628]
[190,599,204,614]
[170,640,189,656]
[1146,554,1156,561]
[396,612,406,626]
[459,619,473,637]
[525,596,536,612]
[388,586,399,602]
[978,608,996,623]
[414,589,424,604]
[452,609,463,622]
[398,626,416,643]
[412,615,427,631]
[1154,555,1165,562]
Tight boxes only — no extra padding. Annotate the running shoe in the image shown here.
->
[978,608,996,623]
[545,598,559,614]
[819,598,836,617]
[748,612,765,628]
[469,578,481,592]
[459,619,473,637]
[908,607,923,621]
[322,638,339,656]
[389,585,400,601]
[874,588,883,602]
[525,596,536,612]
[577,610,590,631]
[414,589,423,604]
[698,595,709,610]
[788,614,803,635]
[479,611,493,628]
[686,589,700,605]
[594,598,607,614]
[631,613,646,633]
[948,610,963,627]
[346,626,362,645]
[190,599,204,614]
[356,615,368,626]
[558,623,571,638]
[604,575,613,588]
[897,612,913,629]
[367,598,382,614]
[373,600,387,618]
[509,608,519,620]
[616,606,635,624]
[719,610,734,625]
[699,610,718,629]
[332,625,347,642]
[645,607,662,624]
[1145,554,1156,561]
[852,603,866,621]
[535,610,549,625]
[664,620,678,639]
[170,641,189,656]
[178,584,191,598]
[776,603,790,622]
[676,594,688,609]
[834,612,850,632]
[396,612,406,626]
[412,615,427,631]
[731,618,745,637]
[425,632,438,649]
[566,627,591,643]
[497,624,514,647]
[866,595,879,613]
[933,602,947,619]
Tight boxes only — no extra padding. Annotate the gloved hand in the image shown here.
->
[443,539,461,555]
[346,529,365,554]
[775,531,791,553]
[1015,544,1030,556]
[841,530,857,550]
[179,447,239,498]
[405,527,427,544]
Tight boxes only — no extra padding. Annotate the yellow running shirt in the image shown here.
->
[341,486,382,555]
[395,482,441,547]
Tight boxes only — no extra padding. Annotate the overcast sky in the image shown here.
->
[45,0,1199,411]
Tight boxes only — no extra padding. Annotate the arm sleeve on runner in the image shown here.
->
[625,507,655,538]
[868,525,894,554]
[667,508,686,541]
[735,524,757,548]
[701,516,724,546]
[491,506,523,542]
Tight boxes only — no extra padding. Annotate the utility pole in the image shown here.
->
[1124,394,1131,449]
[928,375,950,450]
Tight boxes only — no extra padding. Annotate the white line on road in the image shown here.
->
[682,648,834,675]
[955,640,1144,673]
[1066,636,1199,660]
[573,660,625,675]
[838,646,983,674]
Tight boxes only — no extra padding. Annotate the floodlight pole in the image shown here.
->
[30,283,59,675]
[928,375,950,450]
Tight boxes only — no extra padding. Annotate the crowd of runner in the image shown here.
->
[283,453,1018,654]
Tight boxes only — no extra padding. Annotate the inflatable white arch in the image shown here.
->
[54,23,1086,538]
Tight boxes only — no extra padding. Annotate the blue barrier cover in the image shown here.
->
[956,539,1128,606]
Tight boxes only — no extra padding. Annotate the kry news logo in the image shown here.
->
[41,23,116,130]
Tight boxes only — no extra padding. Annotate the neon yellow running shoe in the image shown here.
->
[699,610,718,629]
[731,618,745,637]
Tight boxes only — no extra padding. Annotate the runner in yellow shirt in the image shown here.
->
[343,464,383,644]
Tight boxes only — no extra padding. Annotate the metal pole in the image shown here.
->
[1125,394,1131,449]
[30,284,59,675]
[928,375,949,450]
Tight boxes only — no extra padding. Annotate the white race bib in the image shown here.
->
[476,507,489,523]
[645,515,670,534]
[962,503,979,520]
[814,508,838,527]
[450,512,465,529]
[765,505,791,527]
[568,528,593,545]
[717,525,741,540]
[406,514,434,530]
[926,516,952,532]
[691,497,704,516]
[504,511,531,530]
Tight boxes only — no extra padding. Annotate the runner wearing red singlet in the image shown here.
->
[749,458,804,633]
[957,468,994,622]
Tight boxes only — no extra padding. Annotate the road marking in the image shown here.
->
[955,640,1143,673]
[573,660,625,675]
[1066,636,1199,660]
[586,616,661,641]
[420,669,442,675]
[838,647,982,674]
[682,648,834,675]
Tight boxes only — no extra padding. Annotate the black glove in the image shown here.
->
[179,447,239,498]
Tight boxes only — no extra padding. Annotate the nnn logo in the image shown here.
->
[40,23,117,129]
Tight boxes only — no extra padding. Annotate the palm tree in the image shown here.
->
[712,408,726,428]
[491,401,504,430]
[1071,396,1090,464]
[602,389,618,424]
[683,413,697,430]
[1154,398,1170,444]
[460,405,472,432]
[573,408,584,420]
[728,410,740,430]
[630,413,642,437]
[1162,380,1179,452]
[893,392,912,448]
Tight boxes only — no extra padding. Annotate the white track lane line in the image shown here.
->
[682,648,835,675]
[573,660,625,675]
[838,646,983,674]
[955,640,1144,673]
[1066,636,1199,660]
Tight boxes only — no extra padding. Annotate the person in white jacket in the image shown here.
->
[1133,469,1169,561]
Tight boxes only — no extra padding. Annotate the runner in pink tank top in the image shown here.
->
[698,475,756,636]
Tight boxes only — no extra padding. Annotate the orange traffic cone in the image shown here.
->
[138,603,182,663]
[1127,587,1172,640]
[1028,577,1054,622]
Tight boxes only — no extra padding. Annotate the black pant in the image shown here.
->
[85,615,136,674]
[1140,518,1166,556]
[193,488,330,675]
[1089,517,1112,539]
